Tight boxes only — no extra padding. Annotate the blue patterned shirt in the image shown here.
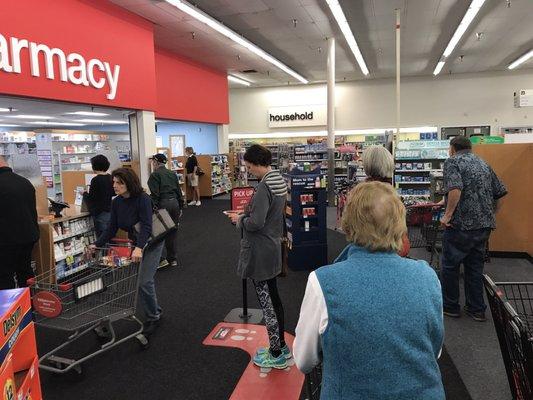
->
[443,150,507,230]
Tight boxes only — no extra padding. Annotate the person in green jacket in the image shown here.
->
[148,153,184,268]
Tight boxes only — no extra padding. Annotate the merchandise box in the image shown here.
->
[0,289,36,372]
[15,356,42,400]
[0,354,15,400]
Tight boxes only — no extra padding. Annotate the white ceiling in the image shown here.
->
[0,96,131,128]
[110,0,533,87]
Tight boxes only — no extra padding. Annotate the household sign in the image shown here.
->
[268,105,326,128]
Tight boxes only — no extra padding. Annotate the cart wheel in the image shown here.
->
[136,333,149,350]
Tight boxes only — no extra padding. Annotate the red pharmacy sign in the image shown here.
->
[231,187,254,212]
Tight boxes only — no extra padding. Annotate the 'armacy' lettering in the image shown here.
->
[269,112,314,122]
[0,33,121,100]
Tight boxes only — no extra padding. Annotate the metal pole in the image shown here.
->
[327,37,336,205]
[239,279,249,319]
[394,9,401,161]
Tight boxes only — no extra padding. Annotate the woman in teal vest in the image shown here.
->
[293,181,444,400]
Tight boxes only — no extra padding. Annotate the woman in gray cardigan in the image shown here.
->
[228,144,289,369]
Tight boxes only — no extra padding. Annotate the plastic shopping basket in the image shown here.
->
[484,275,533,400]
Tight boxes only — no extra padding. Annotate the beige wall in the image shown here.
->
[229,69,533,135]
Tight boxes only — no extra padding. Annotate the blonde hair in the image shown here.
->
[341,181,406,252]
[362,145,394,179]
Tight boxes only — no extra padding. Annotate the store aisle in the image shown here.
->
[38,200,470,400]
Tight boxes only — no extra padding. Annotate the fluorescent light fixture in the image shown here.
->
[164,0,308,84]
[433,0,486,75]
[228,75,251,87]
[73,119,126,124]
[433,61,445,75]
[0,124,20,127]
[0,108,16,112]
[8,115,54,119]
[65,111,110,117]
[27,121,86,126]
[508,49,533,70]
[325,0,369,75]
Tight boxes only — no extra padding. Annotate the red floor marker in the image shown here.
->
[203,322,305,400]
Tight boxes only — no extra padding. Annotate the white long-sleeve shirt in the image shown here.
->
[293,271,328,374]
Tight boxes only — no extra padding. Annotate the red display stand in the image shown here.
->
[0,289,42,400]
[203,322,304,400]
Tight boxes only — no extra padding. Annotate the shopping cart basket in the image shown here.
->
[28,242,148,376]
[423,206,444,271]
[484,275,533,400]
[405,203,438,248]
[303,365,322,400]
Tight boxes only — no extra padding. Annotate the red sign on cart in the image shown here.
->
[231,187,255,212]
[33,291,62,318]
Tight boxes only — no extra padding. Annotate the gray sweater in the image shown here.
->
[237,170,288,281]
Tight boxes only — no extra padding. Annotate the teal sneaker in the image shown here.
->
[253,350,288,369]
[255,345,292,360]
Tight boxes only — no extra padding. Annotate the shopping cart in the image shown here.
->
[484,275,533,400]
[405,203,438,248]
[303,365,322,400]
[27,241,148,377]
[423,206,445,271]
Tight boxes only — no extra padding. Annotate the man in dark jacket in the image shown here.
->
[148,153,184,268]
[0,156,39,289]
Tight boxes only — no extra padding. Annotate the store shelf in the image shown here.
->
[295,159,327,162]
[395,169,441,172]
[63,263,89,277]
[60,161,91,165]
[55,248,85,263]
[54,227,93,243]
[399,194,430,198]
[54,140,108,143]
[61,152,97,155]
[397,182,431,185]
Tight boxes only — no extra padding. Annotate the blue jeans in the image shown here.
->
[138,240,164,321]
[94,212,111,240]
[441,227,491,314]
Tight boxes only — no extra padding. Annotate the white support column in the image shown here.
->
[217,124,229,153]
[327,37,336,205]
[395,9,401,158]
[129,110,156,188]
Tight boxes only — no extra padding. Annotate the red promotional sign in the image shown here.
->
[231,187,255,212]
[32,291,62,318]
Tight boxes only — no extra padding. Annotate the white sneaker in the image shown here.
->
[188,201,196,206]
[195,201,201,206]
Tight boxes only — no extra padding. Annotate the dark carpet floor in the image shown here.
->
[38,199,471,400]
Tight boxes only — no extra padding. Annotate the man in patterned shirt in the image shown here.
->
[441,136,507,321]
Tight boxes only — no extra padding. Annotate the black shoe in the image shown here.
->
[158,259,169,269]
[464,307,486,322]
[443,309,461,318]
[142,320,159,335]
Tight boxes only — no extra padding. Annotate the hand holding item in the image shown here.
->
[223,210,242,225]
[131,247,143,262]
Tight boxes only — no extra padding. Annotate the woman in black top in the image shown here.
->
[185,146,201,206]
[83,155,114,239]
[89,168,164,335]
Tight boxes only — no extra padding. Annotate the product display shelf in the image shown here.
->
[170,157,186,188]
[0,132,37,156]
[394,139,449,200]
[283,172,328,270]
[177,154,233,199]
[35,208,96,283]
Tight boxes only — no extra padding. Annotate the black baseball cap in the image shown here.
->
[151,153,167,163]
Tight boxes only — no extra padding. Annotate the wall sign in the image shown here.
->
[268,105,326,128]
[0,33,121,100]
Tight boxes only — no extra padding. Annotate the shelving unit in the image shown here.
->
[394,139,449,201]
[177,154,233,199]
[284,172,328,270]
[0,132,36,156]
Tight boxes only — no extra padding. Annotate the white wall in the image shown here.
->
[229,69,533,135]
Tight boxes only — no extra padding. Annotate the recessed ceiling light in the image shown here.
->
[433,0,486,75]
[8,115,55,119]
[65,111,110,117]
[163,0,308,84]
[27,121,86,126]
[228,75,251,86]
[0,124,21,127]
[508,49,533,70]
[325,0,369,75]
[73,119,126,124]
